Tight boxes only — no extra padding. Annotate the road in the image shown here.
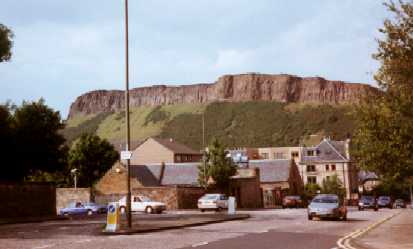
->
[0,208,398,249]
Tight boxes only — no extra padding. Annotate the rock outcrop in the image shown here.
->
[68,73,378,118]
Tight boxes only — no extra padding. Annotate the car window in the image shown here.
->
[202,195,219,200]
[75,202,83,208]
[312,196,338,203]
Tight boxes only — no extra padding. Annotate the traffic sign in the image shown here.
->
[121,150,132,160]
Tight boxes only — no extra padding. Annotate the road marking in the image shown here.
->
[192,241,209,247]
[32,244,54,249]
[336,211,401,249]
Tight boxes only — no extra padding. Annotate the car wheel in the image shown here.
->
[342,214,347,221]
[200,209,205,212]
[358,206,362,211]
[63,212,69,216]
[308,215,312,220]
[120,206,126,214]
[87,209,93,216]
[374,207,378,211]
[145,206,154,214]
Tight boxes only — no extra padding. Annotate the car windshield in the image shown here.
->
[312,196,338,203]
[379,196,390,201]
[202,195,219,200]
[361,196,374,201]
[140,196,152,202]
[286,196,300,200]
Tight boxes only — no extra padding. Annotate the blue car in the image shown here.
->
[60,202,107,216]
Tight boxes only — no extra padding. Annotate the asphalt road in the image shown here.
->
[0,208,398,249]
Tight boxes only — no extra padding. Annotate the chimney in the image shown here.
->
[345,138,351,160]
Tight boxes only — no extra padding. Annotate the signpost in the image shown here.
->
[105,202,120,232]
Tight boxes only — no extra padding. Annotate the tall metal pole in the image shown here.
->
[124,0,132,228]
[202,113,207,189]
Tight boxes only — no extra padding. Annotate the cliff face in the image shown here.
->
[68,73,378,118]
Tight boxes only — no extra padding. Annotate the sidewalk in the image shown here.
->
[0,215,67,225]
[353,209,413,249]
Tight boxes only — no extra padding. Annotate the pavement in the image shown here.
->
[0,208,399,249]
[0,215,67,225]
[352,208,413,249]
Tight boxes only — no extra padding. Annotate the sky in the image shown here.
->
[0,0,391,118]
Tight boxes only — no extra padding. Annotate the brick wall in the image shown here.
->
[132,187,178,209]
[56,188,91,213]
[0,182,56,218]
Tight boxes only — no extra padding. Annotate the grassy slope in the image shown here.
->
[63,102,356,150]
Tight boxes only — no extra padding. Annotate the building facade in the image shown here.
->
[130,137,202,165]
[299,138,357,199]
[257,147,301,164]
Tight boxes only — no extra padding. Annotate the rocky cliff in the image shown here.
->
[68,73,378,118]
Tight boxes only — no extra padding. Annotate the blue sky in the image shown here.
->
[1,1,390,118]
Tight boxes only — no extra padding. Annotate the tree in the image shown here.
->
[353,1,413,183]
[12,99,67,180]
[303,183,321,201]
[321,175,346,200]
[0,104,17,180]
[0,24,13,62]
[198,138,237,192]
[68,134,119,187]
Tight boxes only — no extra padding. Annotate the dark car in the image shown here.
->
[358,195,378,211]
[377,196,392,209]
[60,202,107,216]
[282,196,303,208]
[393,199,406,208]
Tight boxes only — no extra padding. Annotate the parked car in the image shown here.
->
[307,194,347,221]
[282,196,303,208]
[84,202,107,214]
[198,194,228,212]
[118,195,166,214]
[60,202,93,216]
[377,196,392,209]
[358,195,378,211]
[393,199,406,208]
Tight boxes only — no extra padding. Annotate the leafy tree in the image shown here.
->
[12,99,67,180]
[353,1,413,183]
[198,138,237,191]
[321,175,346,200]
[0,104,17,180]
[0,24,13,62]
[303,183,321,201]
[68,134,119,187]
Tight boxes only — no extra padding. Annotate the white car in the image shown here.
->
[118,195,166,214]
[198,194,228,212]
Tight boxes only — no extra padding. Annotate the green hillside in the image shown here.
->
[62,101,356,150]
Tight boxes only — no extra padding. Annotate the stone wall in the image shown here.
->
[177,187,205,209]
[0,182,56,218]
[56,188,91,213]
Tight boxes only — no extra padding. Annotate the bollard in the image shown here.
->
[228,196,236,215]
[105,202,120,232]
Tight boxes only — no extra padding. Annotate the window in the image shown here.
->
[274,152,285,159]
[307,150,315,156]
[307,176,317,184]
[176,155,181,162]
[325,165,329,171]
[331,164,336,171]
[291,151,299,158]
[261,153,269,159]
[306,165,316,172]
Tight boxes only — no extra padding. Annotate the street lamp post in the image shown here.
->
[124,0,132,228]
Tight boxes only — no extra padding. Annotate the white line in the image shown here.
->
[192,241,209,247]
[32,245,54,249]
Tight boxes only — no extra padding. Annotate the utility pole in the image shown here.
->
[124,0,132,229]
[202,113,207,189]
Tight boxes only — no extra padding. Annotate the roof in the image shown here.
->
[130,163,200,187]
[249,160,291,183]
[358,171,379,182]
[160,163,200,186]
[151,137,201,155]
[300,139,348,164]
[130,165,162,187]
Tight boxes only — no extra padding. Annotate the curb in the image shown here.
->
[101,214,250,235]
[336,211,402,249]
[0,216,68,226]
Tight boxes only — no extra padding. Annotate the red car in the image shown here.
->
[282,195,303,208]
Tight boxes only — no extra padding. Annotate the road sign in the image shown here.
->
[121,151,132,160]
[105,202,120,232]
[228,196,236,215]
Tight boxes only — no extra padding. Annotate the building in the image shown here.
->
[257,147,301,164]
[130,137,202,165]
[249,159,303,208]
[299,138,357,200]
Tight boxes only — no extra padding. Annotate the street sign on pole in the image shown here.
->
[121,151,132,160]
